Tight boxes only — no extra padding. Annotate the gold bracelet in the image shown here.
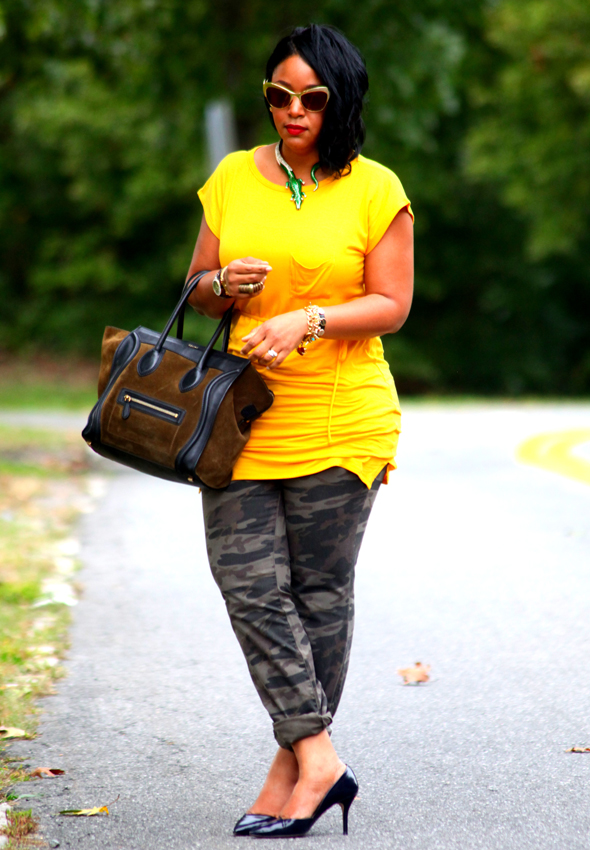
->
[220,265,231,297]
[297,305,326,356]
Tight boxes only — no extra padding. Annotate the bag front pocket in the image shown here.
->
[116,388,186,425]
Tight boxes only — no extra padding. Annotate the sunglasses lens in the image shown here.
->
[265,86,291,109]
[301,90,328,111]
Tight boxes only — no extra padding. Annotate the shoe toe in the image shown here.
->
[233,813,276,835]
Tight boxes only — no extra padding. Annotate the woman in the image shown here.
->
[186,24,413,838]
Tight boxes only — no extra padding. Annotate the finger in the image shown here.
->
[235,273,268,284]
[236,263,272,274]
[267,351,286,369]
[240,335,263,354]
[240,257,272,268]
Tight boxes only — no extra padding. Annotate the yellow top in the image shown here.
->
[197,148,413,488]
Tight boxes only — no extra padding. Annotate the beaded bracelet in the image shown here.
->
[297,304,327,356]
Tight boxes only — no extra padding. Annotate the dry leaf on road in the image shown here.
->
[59,806,109,817]
[397,661,431,685]
[0,726,26,739]
[30,767,65,778]
[565,746,590,753]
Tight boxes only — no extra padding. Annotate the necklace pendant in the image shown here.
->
[275,142,319,211]
[287,175,306,210]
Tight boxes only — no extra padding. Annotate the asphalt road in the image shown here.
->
[8,404,590,850]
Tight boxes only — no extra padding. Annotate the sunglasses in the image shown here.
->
[263,81,330,112]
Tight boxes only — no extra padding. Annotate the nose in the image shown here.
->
[288,96,306,117]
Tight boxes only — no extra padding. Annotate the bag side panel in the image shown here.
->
[98,327,129,398]
[231,365,274,424]
[195,385,249,489]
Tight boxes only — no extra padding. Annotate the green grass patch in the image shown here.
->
[0,422,93,740]
[0,352,97,411]
[1,806,37,847]
[0,424,91,477]
[0,383,97,411]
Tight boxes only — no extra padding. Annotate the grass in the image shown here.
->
[0,424,93,732]
[0,352,97,410]
[1,808,37,847]
[0,419,99,845]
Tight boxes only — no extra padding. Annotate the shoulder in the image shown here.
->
[207,149,251,184]
[352,155,408,197]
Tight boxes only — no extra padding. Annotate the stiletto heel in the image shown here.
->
[248,765,359,838]
[341,795,355,835]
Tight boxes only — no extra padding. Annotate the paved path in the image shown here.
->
[9,404,590,849]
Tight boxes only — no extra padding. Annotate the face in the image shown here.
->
[269,54,326,156]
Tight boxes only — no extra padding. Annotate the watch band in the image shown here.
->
[212,268,231,298]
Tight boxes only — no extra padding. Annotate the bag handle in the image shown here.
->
[137,269,235,378]
[157,270,209,350]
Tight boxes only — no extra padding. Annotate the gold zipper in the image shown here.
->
[123,394,179,419]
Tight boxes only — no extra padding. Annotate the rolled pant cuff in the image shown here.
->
[273,712,333,750]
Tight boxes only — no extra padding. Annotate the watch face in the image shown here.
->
[212,276,222,296]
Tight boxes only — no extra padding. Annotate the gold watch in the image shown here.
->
[212,267,231,298]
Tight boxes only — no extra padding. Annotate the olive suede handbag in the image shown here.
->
[82,271,274,489]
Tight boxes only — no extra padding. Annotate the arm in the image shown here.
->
[185,217,271,319]
[241,207,414,367]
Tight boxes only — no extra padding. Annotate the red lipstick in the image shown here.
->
[285,125,305,135]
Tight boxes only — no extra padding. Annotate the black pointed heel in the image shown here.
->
[233,813,276,836]
[248,765,358,838]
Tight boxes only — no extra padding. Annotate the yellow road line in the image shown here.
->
[516,428,590,486]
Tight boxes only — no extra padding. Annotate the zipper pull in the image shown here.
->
[122,394,132,419]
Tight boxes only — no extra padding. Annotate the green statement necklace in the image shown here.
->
[275,142,320,210]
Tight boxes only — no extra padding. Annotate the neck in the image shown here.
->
[278,140,320,175]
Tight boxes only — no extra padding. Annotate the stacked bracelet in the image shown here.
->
[297,305,327,356]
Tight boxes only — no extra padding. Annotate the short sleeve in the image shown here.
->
[366,167,414,254]
[197,152,245,239]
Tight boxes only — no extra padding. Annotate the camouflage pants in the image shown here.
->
[201,466,383,750]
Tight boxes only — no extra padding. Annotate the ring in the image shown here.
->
[267,349,278,359]
[238,282,264,295]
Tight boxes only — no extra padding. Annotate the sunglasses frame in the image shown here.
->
[262,81,331,112]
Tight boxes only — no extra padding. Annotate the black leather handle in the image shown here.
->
[200,304,234,365]
[156,270,210,352]
[137,269,236,380]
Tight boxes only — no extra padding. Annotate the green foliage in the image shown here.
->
[467,0,590,259]
[0,0,588,393]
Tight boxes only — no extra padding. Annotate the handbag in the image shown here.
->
[82,271,274,489]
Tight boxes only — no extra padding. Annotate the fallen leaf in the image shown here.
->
[59,795,118,817]
[0,727,26,739]
[396,661,431,685]
[30,767,65,778]
[565,746,590,753]
[59,806,109,817]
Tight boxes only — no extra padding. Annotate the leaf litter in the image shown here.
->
[396,661,431,685]
[59,795,119,817]
[30,767,65,778]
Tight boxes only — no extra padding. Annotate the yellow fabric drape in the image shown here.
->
[197,148,413,488]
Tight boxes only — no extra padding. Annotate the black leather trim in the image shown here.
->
[88,440,204,486]
[133,327,250,375]
[175,369,241,478]
[82,331,141,444]
[137,347,164,376]
[178,363,207,393]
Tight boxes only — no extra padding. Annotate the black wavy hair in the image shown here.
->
[264,25,368,177]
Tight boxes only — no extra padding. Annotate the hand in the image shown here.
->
[224,257,272,300]
[241,310,308,369]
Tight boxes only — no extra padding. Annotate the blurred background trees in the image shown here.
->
[0,0,588,394]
